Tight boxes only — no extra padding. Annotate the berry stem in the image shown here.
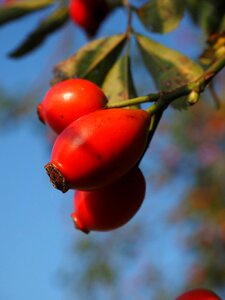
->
[124,0,132,37]
[106,93,158,109]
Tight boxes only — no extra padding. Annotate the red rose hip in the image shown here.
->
[176,288,222,300]
[45,108,150,192]
[37,79,107,134]
[69,0,109,37]
[71,167,146,233]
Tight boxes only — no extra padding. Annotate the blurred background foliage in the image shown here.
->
[0,0,225,299]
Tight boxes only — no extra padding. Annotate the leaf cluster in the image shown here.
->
[1,1,224,107]
[0,1,225,139]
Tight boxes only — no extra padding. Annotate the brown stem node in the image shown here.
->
[45,162,70,193]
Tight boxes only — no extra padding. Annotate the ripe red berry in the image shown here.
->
[69,0,109,37]
[71,167,146,233]
[45,108,150,192]
[176,288,222,300]
[37,79,107,134]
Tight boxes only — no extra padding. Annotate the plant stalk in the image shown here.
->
[106,54,225,115]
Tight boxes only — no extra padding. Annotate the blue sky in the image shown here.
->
[0,4,209,300]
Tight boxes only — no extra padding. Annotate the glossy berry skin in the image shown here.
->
[38,79,107,134]
[71,167,146,233]
[69,0,108,37]
[45,108,150,192]
[176,288,222,300]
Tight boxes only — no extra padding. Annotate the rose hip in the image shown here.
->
[45,108,150,192]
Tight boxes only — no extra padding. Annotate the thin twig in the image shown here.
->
[208,82,221,109]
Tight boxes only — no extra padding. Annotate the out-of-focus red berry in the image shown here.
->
[69,0,109,37]
[176,288,222,300]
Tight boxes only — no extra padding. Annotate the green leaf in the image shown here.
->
[8,6,69,58]
[102,54,138,108]
[137,0,185,34]
[106,0,123,9]
[219,15,225,32]
[186,0,225,35]
[185,0,200,24]
[135,33,204,109]
[52,34,127,86]
[199,0,225,35]
[0,0,55,26]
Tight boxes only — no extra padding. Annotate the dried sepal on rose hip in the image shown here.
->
[37,78,108,134]
[69,0,109,37]
[176,288,222,300]
[45,108,151,192]
[71,167,146,233]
